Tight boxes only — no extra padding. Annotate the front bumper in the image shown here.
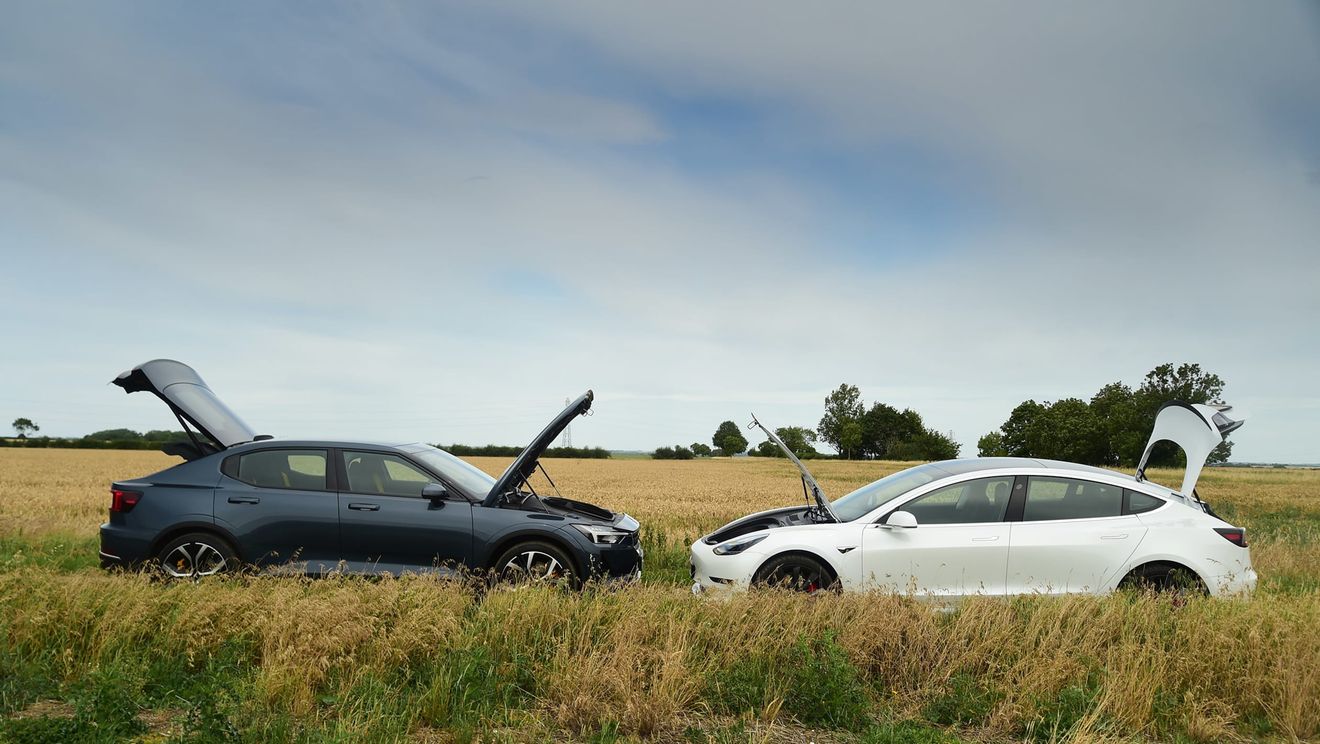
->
[689,537,762,594]
[590,540,644,581]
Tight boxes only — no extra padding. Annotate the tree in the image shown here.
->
[690,442,713,457]
[817,384,864,457]
[977,431,1007,457]
[652,446,676,460]
[673,445,695,460]
[984,362,1236,467]
[888,429,961,461]
[750,440,780,457]
[839,420,863,460]
[712,420,748,456]
[83,428,143,441]
[999,400,1045,457]
[774,426,818,459]
[860,403,924,459]
[11,418,38,439]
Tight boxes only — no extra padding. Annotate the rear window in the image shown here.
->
[1124,489,1166,515]
[1023,477,1123,521]
[225,449,328,491]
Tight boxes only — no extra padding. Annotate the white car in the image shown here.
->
[691,402,1256,598]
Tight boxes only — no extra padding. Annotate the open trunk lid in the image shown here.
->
[1136,400,1244,497]
[113,359,258,453]
[483,391,593,506]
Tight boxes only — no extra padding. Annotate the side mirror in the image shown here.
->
[885,511,918,529]
[422,483,448,504]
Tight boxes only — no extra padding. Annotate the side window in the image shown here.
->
[894,476,1013,525]
[231,449,328,491]
[342,451,433,498]
[1124,489,1166,515]
[1023,477,1122,521]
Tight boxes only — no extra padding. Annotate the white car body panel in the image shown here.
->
[1006,515,1146,595]
[691,460,1256,600]
[861,521,1009,596]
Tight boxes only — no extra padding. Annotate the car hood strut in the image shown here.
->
[748,414,838,522]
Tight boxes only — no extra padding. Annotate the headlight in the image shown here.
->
[571,523,631,545]
[713,533,768,556]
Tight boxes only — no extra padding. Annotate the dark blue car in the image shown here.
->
[100,360,642,584]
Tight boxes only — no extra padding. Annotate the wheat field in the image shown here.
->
[1,448,1319,743]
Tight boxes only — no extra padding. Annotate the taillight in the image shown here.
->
[1214,527,1247,547]
[110,489,142,513]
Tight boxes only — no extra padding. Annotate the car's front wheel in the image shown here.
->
[156,532,237,579]
[752,554,837,594]
[492,541,579,588]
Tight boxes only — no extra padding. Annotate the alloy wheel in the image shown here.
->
[499,550,570,584]
[162,541,229,578]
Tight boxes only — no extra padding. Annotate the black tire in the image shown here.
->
[491,541,579,588]
[752,553,838,594]
[156,532,238,579]
[1118,563,1207,599]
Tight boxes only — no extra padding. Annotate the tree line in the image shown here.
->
[656,361,1233,465]
[0,427,194,450]
[656,387,961,461]
[439,443,611,459]
[977,362,1232,467]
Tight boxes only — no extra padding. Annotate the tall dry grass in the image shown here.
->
[2,570,1318,739]
[3,448,1320,740]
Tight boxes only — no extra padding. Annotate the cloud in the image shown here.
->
[1,2,1317,461]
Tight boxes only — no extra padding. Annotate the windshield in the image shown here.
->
[830,462,950,521]
[410,446,497,499]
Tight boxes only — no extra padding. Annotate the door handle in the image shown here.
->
[1100,533,1128,540]
[348,503,380,511]
[227,496,260,505]
[971,536,1000,542]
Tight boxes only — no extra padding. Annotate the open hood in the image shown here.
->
[1136,400,1244,496]
[749,414,838,521]
[113,359,258,451]
[483,391,593,506]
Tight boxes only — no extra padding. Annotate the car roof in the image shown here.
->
[927,457,1129,478]
[925,457,1185,499]
[221,439,423,453]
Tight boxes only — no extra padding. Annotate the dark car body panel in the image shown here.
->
[102,439,642,578]
[101,361,639,581]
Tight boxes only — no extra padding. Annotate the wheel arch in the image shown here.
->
[753,548,841,585]
[486,530,584,576]
[150,522,241,561]
[1118,559,1208,591]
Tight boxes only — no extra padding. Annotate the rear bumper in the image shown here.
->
[1208,566,1257,597]
[99,523,153,570]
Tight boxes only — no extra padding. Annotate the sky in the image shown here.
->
[2,3,1319,463]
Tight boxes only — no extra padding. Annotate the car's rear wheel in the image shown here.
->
[157,533,237,579]
[753,554,837,594]
[1118,563,1206,601]
[492,541,579,588]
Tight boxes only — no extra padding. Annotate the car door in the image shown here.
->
[215,448,340,572]
[1006,476,1148,595]
[337,450,474,573]
[860,475,1014,597]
